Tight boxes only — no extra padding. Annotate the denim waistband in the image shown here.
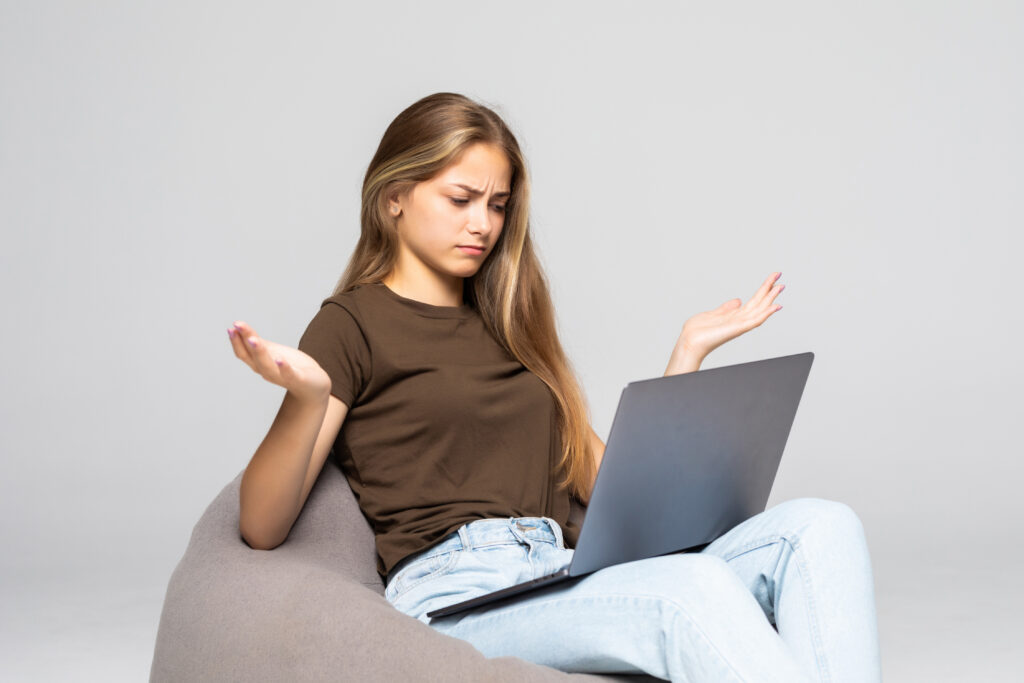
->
[388,516,565,583]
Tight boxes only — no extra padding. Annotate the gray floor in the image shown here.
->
[1,544,1020,682]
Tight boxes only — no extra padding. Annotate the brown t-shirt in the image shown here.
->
[297,281,580,580]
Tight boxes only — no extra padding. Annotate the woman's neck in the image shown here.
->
[382,270,464,308]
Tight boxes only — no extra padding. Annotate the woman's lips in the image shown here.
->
[457,246,485,256]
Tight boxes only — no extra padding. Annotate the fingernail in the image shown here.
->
[247,336,257,346]
[227,328,234,338]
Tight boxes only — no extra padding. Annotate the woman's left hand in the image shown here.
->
[671,271,786,362]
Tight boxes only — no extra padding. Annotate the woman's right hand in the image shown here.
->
[227,321,331,403]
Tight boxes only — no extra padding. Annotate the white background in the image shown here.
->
[1,1,1020,680]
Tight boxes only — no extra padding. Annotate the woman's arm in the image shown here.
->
[580,271,783,504]
[239,391,347,550]
[664,345,706,377]
[228,320,348,550]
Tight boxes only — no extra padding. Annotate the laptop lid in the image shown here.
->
[567,351,814,576]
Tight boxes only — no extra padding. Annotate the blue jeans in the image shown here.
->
[384,497,882,683]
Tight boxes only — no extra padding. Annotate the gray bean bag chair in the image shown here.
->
[150,454,663,682]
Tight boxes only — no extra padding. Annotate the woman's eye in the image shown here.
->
[450,197,506,213]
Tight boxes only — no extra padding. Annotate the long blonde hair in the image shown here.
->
[331,92,596,503]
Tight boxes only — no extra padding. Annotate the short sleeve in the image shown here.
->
[297,301,371,408]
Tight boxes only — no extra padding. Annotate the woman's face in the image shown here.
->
[389,142,512,282]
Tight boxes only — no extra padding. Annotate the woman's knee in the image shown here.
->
[774,497,866,538]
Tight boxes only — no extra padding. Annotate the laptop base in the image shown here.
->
[426,568,577,619]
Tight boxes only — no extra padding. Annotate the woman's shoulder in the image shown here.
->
[301,286,374,354]
[317,283,379,317]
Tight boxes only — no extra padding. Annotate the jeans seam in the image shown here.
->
[721,533,830,683]
[388,549,461,600]
[472,540,528,549]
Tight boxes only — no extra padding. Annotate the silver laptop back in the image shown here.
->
[568,351,814,576]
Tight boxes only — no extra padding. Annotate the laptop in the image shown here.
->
[426,351,814,619]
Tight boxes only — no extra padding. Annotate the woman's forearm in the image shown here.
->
[239,390,329,549]
[664,345,705,377]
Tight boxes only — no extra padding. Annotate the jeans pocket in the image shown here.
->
[385,549,461,603]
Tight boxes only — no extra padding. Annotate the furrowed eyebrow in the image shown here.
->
[451,183,511,199]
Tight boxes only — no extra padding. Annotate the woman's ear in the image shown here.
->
[387,197,401,217]
[385,184,411,219]
[386,185,409,218]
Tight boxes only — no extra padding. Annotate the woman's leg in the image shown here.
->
[388,516,816,682]
[700,497,883,683]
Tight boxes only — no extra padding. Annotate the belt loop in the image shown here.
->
[458,523,472,551]
[543,516,565,548]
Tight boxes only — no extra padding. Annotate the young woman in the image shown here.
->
[227,92,882,682]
